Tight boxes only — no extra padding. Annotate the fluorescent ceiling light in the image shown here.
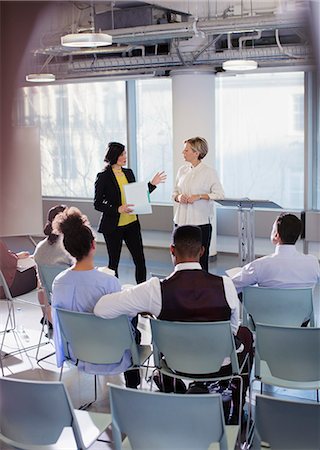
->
[222,59,258,71]
[26,73,56,82]
[61,33,112,48]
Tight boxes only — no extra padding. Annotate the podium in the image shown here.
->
[215,198,282,266]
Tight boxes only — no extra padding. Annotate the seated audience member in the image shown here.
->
[231,213,320,290]
[51,207,139,387]
[33,205,75,327]
[0,240,37,298]
[94,225,253,424]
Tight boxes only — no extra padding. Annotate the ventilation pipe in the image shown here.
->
[239,29,262,49]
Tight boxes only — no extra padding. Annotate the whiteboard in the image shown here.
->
[0,127,43,236]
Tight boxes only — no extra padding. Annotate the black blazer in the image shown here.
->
[94,165,156,234]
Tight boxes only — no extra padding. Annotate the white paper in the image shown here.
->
[225,267,242,278]
[17,257,36,272]
[124,182,152,215]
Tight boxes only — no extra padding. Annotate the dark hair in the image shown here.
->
[43,205,67,245]
[104,142,125,166]
[276,213,302,244]
[52,207,94,261]
[172,225,202,259]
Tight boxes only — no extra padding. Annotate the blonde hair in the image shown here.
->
[184,137,208,160]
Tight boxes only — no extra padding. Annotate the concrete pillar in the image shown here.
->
[171,68,218,256]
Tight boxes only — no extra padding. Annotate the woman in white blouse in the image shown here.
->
[173,137,225,271]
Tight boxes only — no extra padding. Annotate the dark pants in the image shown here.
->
[103,220,146,284]
[198,223,212,272]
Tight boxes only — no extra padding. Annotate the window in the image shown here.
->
[216,72,305,210]
[136,78,173,203]
[16,81,127,198]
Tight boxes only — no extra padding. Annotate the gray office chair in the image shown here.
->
[250,394,320,450]
[56,308,152,408]
[150,319,247,427]
[108,383,239,450]
[35,263,68,362]
[242,286,314,330]
[0,377,111,449]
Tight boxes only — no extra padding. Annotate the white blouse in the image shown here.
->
[173,161,224,226]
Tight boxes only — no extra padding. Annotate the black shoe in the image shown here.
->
[40,317,53,329]
[153,372,186,393]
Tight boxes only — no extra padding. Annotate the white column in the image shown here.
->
[171,69,218,256]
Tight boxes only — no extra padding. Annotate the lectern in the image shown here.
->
[215,199,282,266]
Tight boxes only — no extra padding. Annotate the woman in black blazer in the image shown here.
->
[94,142,166,284]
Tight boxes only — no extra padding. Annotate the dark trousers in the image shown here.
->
[199,223,212,272]
[103,220,146,284]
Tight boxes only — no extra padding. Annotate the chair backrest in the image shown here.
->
[150,319,239,375]
[0,269,13,301]
[255,323,320,384]
[252,394,320,450]
[243,286,314,329]
[56,308,140,365]
[37,264,69,303]
[108,383,230,450]
[0,377,82,449]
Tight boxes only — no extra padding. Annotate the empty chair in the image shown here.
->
[0,377,111,450]
[242,286,314,331]
[251,394,320,450]
[108,383,239,450]
[56,308,152,406]
[254,323,320,397]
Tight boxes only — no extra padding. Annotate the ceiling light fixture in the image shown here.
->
[222,59,258,71]
[61,32,112,48]
[26,73,56,82]
[26,55,56,83]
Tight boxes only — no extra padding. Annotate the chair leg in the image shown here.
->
[79,375,98,410]
[59,364,64,381]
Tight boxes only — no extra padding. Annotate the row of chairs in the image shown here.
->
[1,377,319,450]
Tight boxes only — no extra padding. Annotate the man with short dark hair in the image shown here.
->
[94,225,253,423]
[232,213,320,290]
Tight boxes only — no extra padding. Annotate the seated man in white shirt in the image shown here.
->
[231,213,320,291]
[94,225,253,425]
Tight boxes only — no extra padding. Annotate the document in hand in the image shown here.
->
[225,267,242,278]
[17,257,36,272]
[124,182,152,215]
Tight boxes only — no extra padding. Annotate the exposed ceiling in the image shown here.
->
[25,0,314,81]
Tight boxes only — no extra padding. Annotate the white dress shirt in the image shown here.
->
[232,244,320,290]
[173,162,225,226]
[94,262,240,335]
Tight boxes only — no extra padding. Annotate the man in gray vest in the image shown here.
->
[94,225,253,423]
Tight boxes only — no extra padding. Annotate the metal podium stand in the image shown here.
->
[215,199,282,266]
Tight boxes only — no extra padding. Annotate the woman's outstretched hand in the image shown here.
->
[151,171,167,186]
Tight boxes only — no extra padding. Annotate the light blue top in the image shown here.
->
[52,268,132,375]
[232,245,320,291]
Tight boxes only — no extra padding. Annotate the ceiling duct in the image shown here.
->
[94,1,190,31]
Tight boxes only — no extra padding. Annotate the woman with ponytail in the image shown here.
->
[33,205,75,327]
[51,207,137,384]
[33,205,75,267]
